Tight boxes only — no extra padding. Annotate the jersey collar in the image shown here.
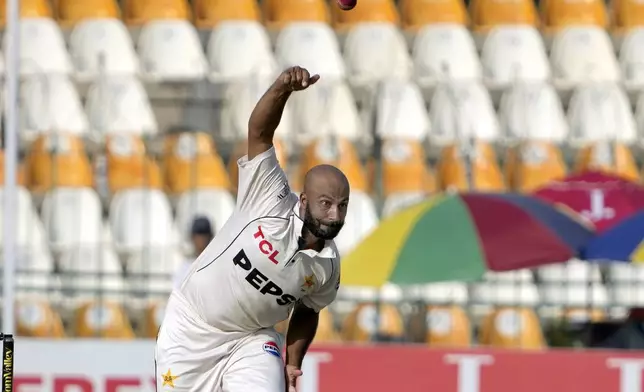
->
[292,202,337,259]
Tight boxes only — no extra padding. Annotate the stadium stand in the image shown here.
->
[2,0,644,346]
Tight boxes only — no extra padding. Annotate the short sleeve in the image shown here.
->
[236,147,296,218]
[300,259,341,313]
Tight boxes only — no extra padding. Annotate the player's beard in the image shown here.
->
[303,204,344,240]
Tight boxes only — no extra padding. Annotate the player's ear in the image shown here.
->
[299,192,307,206]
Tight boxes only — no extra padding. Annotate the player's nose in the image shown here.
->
[327,206,340,221]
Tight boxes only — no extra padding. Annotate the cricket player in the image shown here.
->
[156,66,349,392]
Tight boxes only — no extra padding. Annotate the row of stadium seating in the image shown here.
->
[4,0,644,35]
[7,16,644,92]
[11,17,644,145]
[9,298,605,348]
[7,131,644,197]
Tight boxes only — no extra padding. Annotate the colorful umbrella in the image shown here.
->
[583,211,644,262]
[533,171,644,233]
[341,193,594,287]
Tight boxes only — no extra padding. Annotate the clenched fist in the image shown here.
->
[278,66,320,92]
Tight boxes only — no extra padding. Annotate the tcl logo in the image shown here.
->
[14,376,156,392]
[253,226,280,264]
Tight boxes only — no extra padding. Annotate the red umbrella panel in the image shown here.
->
[533,171,644,232]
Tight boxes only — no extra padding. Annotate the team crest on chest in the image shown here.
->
[301,274,316,293]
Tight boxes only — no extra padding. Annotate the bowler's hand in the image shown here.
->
[278,66,320,92]
[285,364,303,392]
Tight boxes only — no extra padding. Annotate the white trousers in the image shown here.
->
[155,292,286,392]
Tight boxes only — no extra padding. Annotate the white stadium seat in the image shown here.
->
[551,27,620,89]
[85,76,158,137]
[537,259,602,283]
[69,18,140,81]
[608,263,644,283]
[220,75,294,143]
[344,22,412,88]
[21,75,89,140]
[333,191,379,257]
[568,83,636,145]
[429,82,500,145]
[126,247,183,297]
[633,93,644,137]
[109,189,178,254]
[484,270,535,283]
[375,80,431,141]
[58,246,125,301]
[290,80,365,145]
[620,28,644,91]
[175,189,235,246]
[611,285,644,307]
[471,282,540,306]
[382,192,427,218]
[499,83,568,142]
[8,18,73,76]
[540,283,608,307]
[138,20,208,82]
[0,187,54,294]
[481,26,550,88]
[41,187,103,253]
[413,24,482,93]
[275,22,346,81]
[207,21,277,83]
[419,282,469,305]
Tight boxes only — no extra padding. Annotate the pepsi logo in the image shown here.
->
[263,341,281,359]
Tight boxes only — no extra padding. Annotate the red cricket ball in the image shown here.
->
[337,0,357,11]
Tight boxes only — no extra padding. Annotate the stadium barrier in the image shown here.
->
[9,339,644,392]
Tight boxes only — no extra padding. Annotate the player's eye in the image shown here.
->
[320,200,331,207]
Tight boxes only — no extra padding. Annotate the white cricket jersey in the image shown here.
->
[179,147,341,333]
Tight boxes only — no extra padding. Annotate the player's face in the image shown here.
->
[302,184,349,240]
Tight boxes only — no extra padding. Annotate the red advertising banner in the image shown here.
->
[12,340,644,392]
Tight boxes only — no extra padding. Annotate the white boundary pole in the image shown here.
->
[3,0,20,334]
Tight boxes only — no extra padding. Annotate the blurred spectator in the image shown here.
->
[173,216,214,289]
[592,308,644,350]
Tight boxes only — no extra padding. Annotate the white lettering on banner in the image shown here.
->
[581,189,615,222]
[606,358,644,392]
[444,354,494,392]
[299,352,333,392]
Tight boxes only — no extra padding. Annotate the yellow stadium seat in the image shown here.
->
[400,0,468,31]
[504,141,567,192]
[17,300,66,338]
[74,301,135,339]
[0,0,52,26]
[574,141,640,183]
[275,308,341,343]
[228,139,289,194]
[613,0,644,33]
[106,134,163,193]
[142,302,166,338]
[194,0,260,28]
[124,0,190,25]
[56,0,120,27]
[299,137,367,192]
[437,142,506,192]
[542,0,608,32]
[479,307,545,349]
[341,303,404,342]
[331,0,399,31]
[0,151,27,186]
[25,134,94,193]
[163,132,230,194]
[425,306,472,347]
[380,139,435,196]
[264,0,330,30]
[471,0,538,33]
